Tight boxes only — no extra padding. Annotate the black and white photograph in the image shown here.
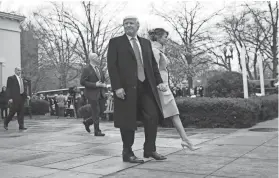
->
[0,0,278,177]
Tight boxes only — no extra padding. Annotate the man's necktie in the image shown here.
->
[131,37,145,82]
[19,77,24,94]
[94,66,101,80]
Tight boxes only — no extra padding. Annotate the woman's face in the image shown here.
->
[158,32,168,45]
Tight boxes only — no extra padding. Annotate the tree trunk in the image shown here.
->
[187,76,193,89]
[253,54,258,80]
[272,50,278,78]
[186,54,193,88]
[59,73,67,89]
[271,22,278,78]
[269,1,278,78]
[271,41,278,79]
[246,62,253,79]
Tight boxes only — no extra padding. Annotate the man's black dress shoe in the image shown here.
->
[143,152,167,160]
[82,121,91,133]
[123,155,144,163]
[94,131,105,136]
[4,124,8,130]
[19,127,27,130]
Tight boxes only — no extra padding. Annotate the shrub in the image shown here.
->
[205,71,253,98]
[249,94,278,122]
[170,95,278,128]
[25,99,50,115]
[175,97,259,128]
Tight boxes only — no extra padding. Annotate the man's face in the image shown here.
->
[15,68,21,76]
[123,19,139,37]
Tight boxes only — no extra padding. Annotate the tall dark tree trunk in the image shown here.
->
[269,2,278,78]
[187,55,193,88]
[253,53,258,80]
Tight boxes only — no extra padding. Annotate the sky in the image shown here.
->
[0,0,229,40]
[0,0,264,71]
[1,1,224,23]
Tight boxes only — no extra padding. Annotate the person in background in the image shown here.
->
[54,94,59,116]
[0,86,8,119]
[177,87,182,97]
[199,85,204,97]
[39,94,44,100]
[80,52,106,136]
[4,67,28,130]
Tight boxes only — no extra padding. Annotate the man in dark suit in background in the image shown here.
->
[80,52,106,136]
[4,67,27,130]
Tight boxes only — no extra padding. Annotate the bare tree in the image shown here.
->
[152,1,222,88]
[215,2,278,79]
[59,1,125,82]
[246,2,278,78]
[32,3,80,89]
[215,8,272,80]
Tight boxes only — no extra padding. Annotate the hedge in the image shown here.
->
[77,94,278,128]
[248,95,278,122]
[25,99,50,115]
[173,94,278,128]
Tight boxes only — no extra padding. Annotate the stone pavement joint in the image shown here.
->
[205,135,277,177]
[0,117,277,178]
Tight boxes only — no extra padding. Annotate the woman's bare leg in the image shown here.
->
[170,114,200,150]
[171,115,189,140]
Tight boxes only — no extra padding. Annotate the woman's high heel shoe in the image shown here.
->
[181,140,201,151]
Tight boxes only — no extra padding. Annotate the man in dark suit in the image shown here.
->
[80,52,106,136]
[4,67,27,130]
[107,16,167,163]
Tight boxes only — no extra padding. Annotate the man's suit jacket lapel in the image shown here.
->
[122,35,136,61]
[89,64,102,81]
[89,64,97,79]
[13,75,20,88]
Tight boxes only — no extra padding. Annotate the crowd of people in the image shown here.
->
[32,87,112,120]
[170,85,204,98]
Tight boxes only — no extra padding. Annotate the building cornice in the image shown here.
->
[0,11,25,22]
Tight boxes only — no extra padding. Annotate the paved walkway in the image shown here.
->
[0,117,277,178]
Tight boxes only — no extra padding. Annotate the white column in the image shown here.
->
[258,54,265,96]
[241,47,248,98]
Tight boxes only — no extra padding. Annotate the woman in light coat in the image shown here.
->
[149,28,200,151]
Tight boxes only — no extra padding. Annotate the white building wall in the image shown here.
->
[0,17,22,88]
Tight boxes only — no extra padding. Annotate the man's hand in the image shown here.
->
[157,83,167,92]
[100,83,107,88]
[115,88,125,99]
[96,81,107,88]
[96,81,102,87]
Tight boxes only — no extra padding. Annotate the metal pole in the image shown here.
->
[258,54,265,96]
[241,47,249,98]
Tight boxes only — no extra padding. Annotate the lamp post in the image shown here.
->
[223,45,233,71]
